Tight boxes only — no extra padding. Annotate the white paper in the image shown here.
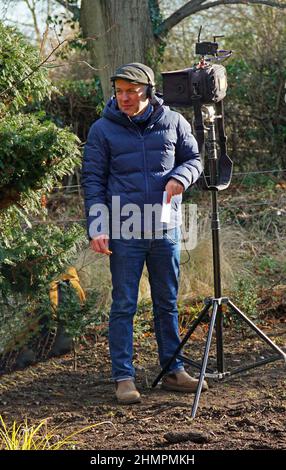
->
[160,191,171,224]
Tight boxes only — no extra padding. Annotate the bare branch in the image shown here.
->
[45,59,107,72]
[157,0,286,36]
[23,0,41,43]
[4,18,35,28]
[39,22,50,58]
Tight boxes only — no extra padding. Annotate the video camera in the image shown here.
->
[161,27,231,107]
[161,27,233,191]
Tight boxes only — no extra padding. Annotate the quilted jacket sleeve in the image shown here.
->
[169,114,202,190]
[81,122,110,239]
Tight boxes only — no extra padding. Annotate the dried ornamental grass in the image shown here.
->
[0,415,113,450]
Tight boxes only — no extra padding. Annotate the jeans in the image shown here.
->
[108,227,185,381]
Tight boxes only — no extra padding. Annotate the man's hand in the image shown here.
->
[165,178,185,203]
[90,234,112,255]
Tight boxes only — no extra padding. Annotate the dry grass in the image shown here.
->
[74,220,249,311]
[179,216,250,300]
[0,415,112,450]
[74,248,112,312]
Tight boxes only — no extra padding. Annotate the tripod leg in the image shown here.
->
[216,303,224,373]
[191,301,218,418]
[152,301,211,388]
[228,300,286,360]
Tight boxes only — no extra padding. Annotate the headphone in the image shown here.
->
[112,64,156,100]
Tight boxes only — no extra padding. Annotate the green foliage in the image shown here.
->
[0,223,86,357]
[32,283,102,371]
[0,113,81,197]
[225,59,252,104]
[57,78,104,114]
[147,0,167,70]
[257,256,284,275]
[0,22,92,366]
[240,174,276,190]
[0,223,86,295]
[148,0,164,33]
[0,205,41,245]
[0,294,38,355]
[46,284,99,341]
[43,78,104,136]
[178,301,202,331]
[0,22,51,114]
[223,7,286,169]
[232,277,259,321]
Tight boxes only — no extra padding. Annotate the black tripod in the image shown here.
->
[152,105,286,418]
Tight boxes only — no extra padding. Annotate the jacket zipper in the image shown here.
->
[128,120,150,204]
[142,137,149,204]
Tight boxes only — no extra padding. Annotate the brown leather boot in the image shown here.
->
[115,379,141,405]
[162,370,208,393]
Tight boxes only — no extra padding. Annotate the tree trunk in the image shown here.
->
[80,0,157,100]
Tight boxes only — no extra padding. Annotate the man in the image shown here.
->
[82,62,208,404]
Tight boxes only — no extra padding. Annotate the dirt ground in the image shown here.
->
[0,316,285,451]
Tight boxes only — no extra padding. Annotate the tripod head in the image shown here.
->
[202,105,217,122]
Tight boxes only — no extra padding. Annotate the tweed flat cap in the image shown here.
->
[110,62,155,86]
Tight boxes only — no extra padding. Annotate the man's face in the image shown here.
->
[115,79,149,117]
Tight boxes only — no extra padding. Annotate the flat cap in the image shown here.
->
[110,62,155,86]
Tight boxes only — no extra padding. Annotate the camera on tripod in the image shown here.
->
[161,28,231,107]
[154,29,286,419]
[161,27,233,191]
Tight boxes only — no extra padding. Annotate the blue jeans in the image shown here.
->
[108,227,185,382]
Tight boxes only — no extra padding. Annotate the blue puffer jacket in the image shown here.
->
[82,95,202,238]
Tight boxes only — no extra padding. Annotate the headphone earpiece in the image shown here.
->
[146,84,155,100]
[111,81,116,99]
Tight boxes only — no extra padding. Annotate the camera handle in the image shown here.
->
[193,99,233,191]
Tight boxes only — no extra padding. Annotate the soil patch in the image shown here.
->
[0,320,285,450]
